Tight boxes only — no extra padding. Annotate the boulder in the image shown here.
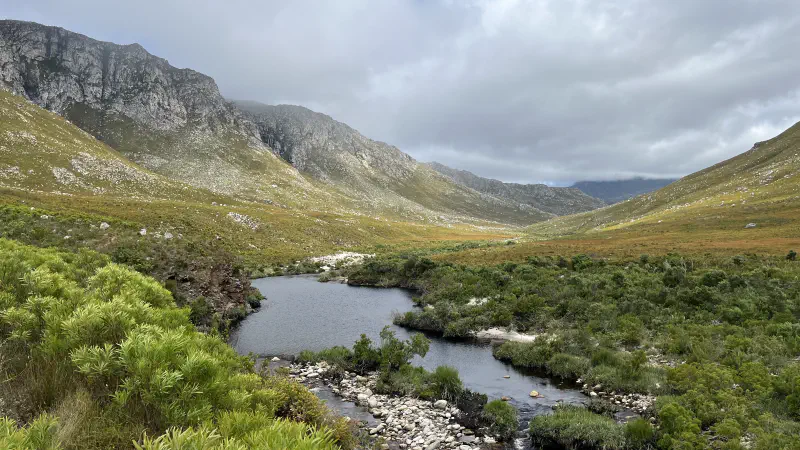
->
[433,400,447,410]
[529,390,540,398]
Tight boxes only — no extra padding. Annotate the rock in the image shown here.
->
[529,390,540,398]
[590,391,598,397]
[484,437,496,444]
[139,228,147,236]
[357,394,369,404]
[745,223,757,228]
[164,232,173,240]
[271,357,280,362]
[424,440,441,450]
[368,397,379,408]
[501,396,511,401]
[433,400,447,410]
[503,375,510,379]
[99,222,110,230]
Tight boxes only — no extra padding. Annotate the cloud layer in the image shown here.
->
[5,0,800,184]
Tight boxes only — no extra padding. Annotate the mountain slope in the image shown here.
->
[1,20,555,226]
[427,161,605,215]
[528,121,800,239]
[0,19,349,211]
[0,89,200,199]
[571,178,677,204]
[237,101,553,225]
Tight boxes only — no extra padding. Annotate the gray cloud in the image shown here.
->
[4,0,800,184]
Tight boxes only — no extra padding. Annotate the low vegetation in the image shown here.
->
[0,238,356,449]
[298,327,521,440]
[345,252,800,448]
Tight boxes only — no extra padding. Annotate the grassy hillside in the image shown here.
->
[432,122,800,264]
[0,91,514,267]
[238,102,553,226]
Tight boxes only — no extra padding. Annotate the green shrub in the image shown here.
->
[430,366,463,401]
[482,400,518,441]
[189,296,212,325]
[529,405,626,450]
[624,418,655,449]
[0,239,354,449]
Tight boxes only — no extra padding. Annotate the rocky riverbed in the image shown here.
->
[578,379,655,418]
[289,361,500,450]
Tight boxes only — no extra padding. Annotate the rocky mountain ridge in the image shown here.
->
[0,19,257,138]
[236,102,556,225]
[0,19,563,226]
[427,161,605,216]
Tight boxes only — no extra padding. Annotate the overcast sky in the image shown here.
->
[5,0,800,185]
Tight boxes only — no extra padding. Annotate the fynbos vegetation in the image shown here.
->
[0,239,355,449]
[346,253,800,448]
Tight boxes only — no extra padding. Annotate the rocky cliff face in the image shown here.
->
[0,20,558,226]
[0,20,257,138]
[427,162,606,216]
[238,101,416,186]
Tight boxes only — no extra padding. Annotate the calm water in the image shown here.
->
[230,275,586,422]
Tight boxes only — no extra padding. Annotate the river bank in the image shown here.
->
[289,361,496,450]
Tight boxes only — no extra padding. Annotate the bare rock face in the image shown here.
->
[237,101,417,185]
[0,19,257,138]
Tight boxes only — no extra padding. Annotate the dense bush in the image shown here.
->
[0,239,353,449]
[482,400,518,441]
[347,252,800,447]
[529,405,627,449]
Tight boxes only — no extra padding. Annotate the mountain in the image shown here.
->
[426,161,605,216]
[0,19,334,209]
[0,20,553,226]
[571,178,678,204]
[527,122,800,242]
[236,101,553,225]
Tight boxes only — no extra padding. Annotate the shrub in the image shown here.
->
[529,405,626,450]
[624,418,655,449]
[189,296,212,325]
[547,353,590,379]
[430,366,463,401]
[482,400,518,441]
[0,239,355,449]
[788,250,797,261]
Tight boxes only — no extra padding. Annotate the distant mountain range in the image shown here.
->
[571,178,678,204]
[426,162,605,216]
[0,19,604,226]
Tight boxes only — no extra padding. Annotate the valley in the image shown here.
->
[0,15,799,450]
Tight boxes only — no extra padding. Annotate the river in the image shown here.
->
[230,275,588,438]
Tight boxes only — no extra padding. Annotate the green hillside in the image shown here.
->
[431,122,800,264]
[530,121,800,238]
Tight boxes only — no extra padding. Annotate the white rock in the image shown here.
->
[271,357,280,362]
[139,228,147,236]
[99,222,110,230]
[433,400,447,410]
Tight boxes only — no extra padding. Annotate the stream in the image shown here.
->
[230,275,589,443]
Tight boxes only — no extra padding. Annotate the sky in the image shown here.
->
[4,0,800,185]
